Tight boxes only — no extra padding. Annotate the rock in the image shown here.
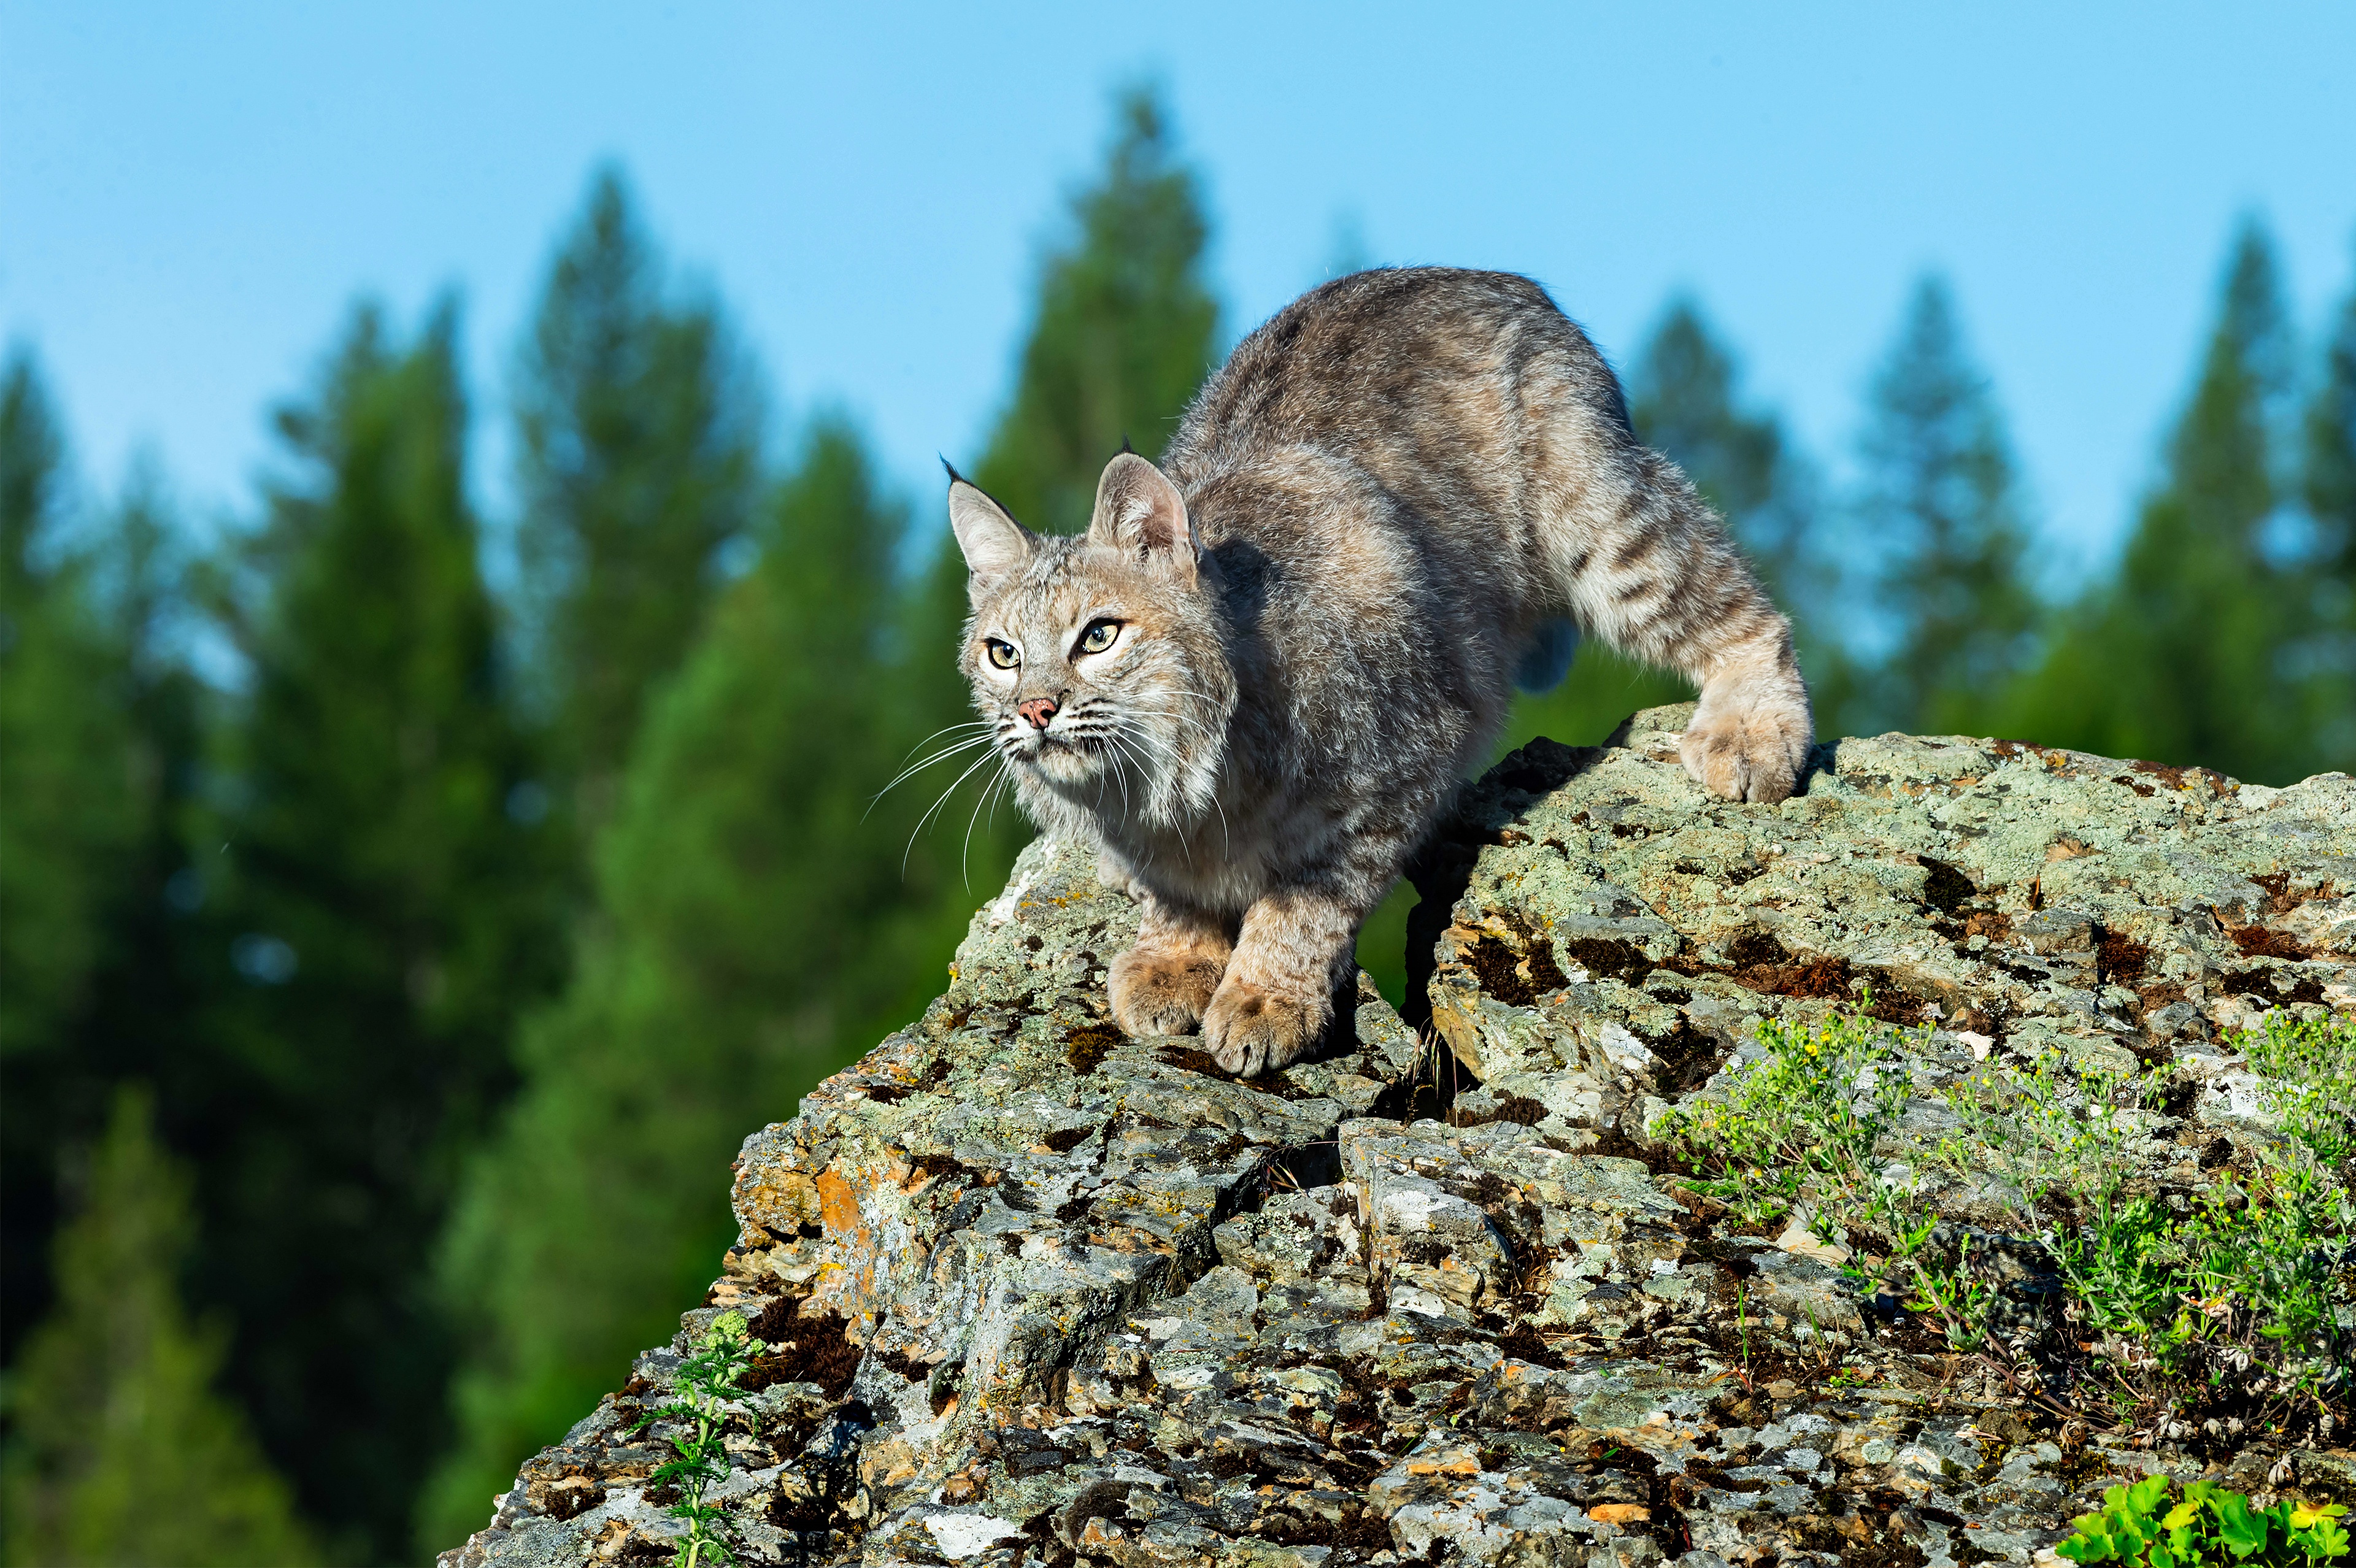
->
[1769,1218,1850,1269]
[444,710,2356,1568]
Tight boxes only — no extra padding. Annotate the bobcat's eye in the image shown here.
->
[984,639,1020,670]
[1076,620,1121,656]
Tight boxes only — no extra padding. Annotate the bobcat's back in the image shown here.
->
[1156,267,1652,799]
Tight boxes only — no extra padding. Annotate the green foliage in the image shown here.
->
[1949,1019,2353,1417]
[195,301,566,1561]
[1,348,137,1351]
[2058,1474,2349,1566]
[626,1313,758,1568]
[2244,1010,2356,1169]
[0,346,137,1063]
[1661,999,2354,1416]
[1,1088,319,1568]
[515,166,762,831]
[1,357,207,1388]
[1855,275,2040,737]
[1654,994,1918,1227]
[967,85,1219,535]
[422,421,917,1551]
[2301,259,2356,765]
[1656,997,2008,1350]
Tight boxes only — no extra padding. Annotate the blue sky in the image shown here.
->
[4,2,2352,580]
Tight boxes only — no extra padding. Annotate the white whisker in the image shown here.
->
[960,759,1010,891]
[869,733,1000,808]
[896,720,996,758]
[904,747,1005,875]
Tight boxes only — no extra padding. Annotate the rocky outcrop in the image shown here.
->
[441,707,2356,1568]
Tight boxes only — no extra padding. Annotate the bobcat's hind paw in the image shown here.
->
[1679,699,1812,804]
[1109,945,1226,1037]
[1202,978,1324,1078]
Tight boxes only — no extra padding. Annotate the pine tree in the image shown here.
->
[1854,275,2038,736]
[968,86,1219,534]
[0,347,134,1065]
[422,420,912,1553]
[514,166,761,832]
[0,349,150,1371]
[1,1088,318,1568]
[65,461,209,1115]
[194,302,564,1561]
[2297,247,2355,768]
[2008,221,2304,782]
[4,452,210,1385]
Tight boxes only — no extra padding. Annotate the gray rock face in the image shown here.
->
[442,709,2356,1568]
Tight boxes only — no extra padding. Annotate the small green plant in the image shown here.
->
[2057,1474,2349,1565]
[1734,1278,1754,1385]
[628,1310,759,1568]
[1654,991,1917,1227]
[2242,1012,2356,1172]
[1945,1052,2158,1209]
[1657,990,1998,1346]
[1948,1014,2355,1429]
[1664,994,2354,1439]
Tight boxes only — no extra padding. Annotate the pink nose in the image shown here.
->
[1018,697,1058,730]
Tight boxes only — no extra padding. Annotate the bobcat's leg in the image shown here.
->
[1109,894,1233,1038]
[1555,448,1813,803]
[1203,885,1363,1077]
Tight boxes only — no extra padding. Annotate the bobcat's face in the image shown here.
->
[948,458,1233,830]
[969,544,1217,817]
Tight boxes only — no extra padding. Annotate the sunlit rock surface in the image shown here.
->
[442,706,2356,1568]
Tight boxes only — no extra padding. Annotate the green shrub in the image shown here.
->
[2242,1012,2356,1172]
[2057,1474,2349,1565]
[1659,995,2355,1434]
[1653,992,1917,1228]
[1952,1015,2354,1427]
[1655,991,2009,1349]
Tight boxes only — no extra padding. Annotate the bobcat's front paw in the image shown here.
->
[1109,945,1226,1036]
[1680,697,1812,804]
[1202,978,1325,1078]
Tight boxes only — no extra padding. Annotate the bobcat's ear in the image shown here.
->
[947,474,1036,590]
[1088,452,1200,587]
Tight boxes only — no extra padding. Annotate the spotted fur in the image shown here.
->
[947,268,1811,1075]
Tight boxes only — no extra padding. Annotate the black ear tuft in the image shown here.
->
[940,455,968,487]
[1118,434,1136,456]
[947,475,1036,587]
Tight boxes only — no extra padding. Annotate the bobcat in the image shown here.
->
[947,267,1810,1075]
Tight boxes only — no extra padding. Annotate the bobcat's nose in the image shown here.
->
[1017,696,1060,730]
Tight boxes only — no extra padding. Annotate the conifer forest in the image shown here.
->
[3,86,2355,1566]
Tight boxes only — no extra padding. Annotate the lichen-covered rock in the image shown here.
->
[443,710,2356,1568]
